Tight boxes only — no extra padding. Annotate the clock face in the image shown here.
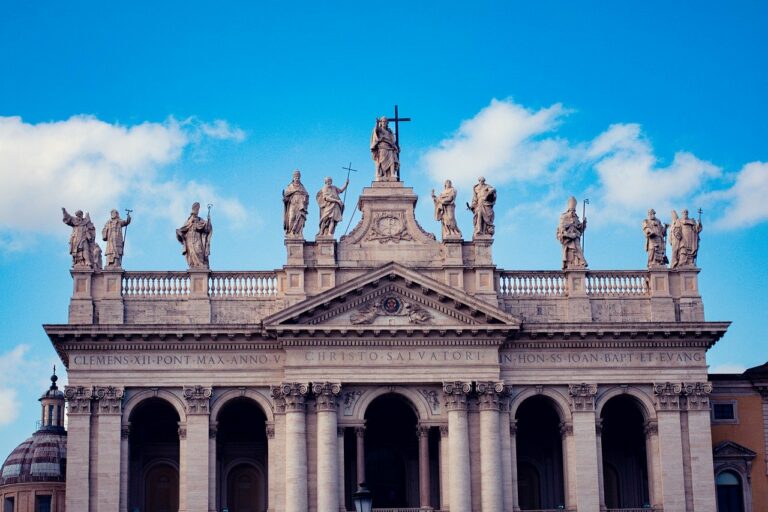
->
[381,296,401,314]
[377,216,401,236]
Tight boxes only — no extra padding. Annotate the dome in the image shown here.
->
[0,429,67,486]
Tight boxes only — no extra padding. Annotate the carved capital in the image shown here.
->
[183,385,212,415]
[273,383,309,413]
[682,381,713,410]
[644,419,659,438]
[568,383,598,412]
[559,421,574,438]
[355,426,366,438]
[510,419,518,436]
[64,385,93,415]
[476,381,506,411]
[265,422,275,439]
[209,425,218,439]
[595,418,603,436]
[653,382,683,411]
[121,425,130,439]
[177,424,187,440]
[312,382,342,412]
[416,424,431,438]
[93,386,125,415]
[443,381,472,411]
[337,426,345,437]
[439,425,449,438]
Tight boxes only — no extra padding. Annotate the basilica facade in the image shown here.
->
[45,165,728,512]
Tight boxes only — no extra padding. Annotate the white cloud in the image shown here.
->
[421,99,570,188]
[0,387,19,427]
[0,115,248,250]
[0,344,59,427]
[711,162,768,229]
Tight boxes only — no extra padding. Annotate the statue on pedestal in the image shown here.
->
[468,177,496,237]
[317,177,349,237]
[670,209,702,268]
[176,202,212,269]
[642,208,668,268]
[102,209,131,269]
[370,117,400,181]
[62,208,95,268]
[432,180,462,239]
[283,170,309,238]
[556,196,587,270]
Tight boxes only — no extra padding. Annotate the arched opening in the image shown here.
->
[363,394,420,508]
[216,397,268,512]
[515,395,566,509]
[128,397,180,512]
[716,471,745,512]
[600,395,650,509]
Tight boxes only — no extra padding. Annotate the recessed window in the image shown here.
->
[35,495,51,512]
[4,497,15,512]
[712,401,738,423]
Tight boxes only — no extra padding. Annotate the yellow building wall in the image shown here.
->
[711,393,768,510]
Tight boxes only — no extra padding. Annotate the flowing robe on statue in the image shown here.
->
[176,214,212,268]
[642,217,667,267]
[556,211,587,269]
[283,181,309,237]
[470,183,496,236]
[63,211,93,267]
[433,186,461,238]
[102,216,130,268]
[370,123,399,181]
[317,185,345,236]
[670,213,702,268]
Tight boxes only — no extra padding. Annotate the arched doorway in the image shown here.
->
[128,398,180,512]
[515,395,566,509]
[363,394,420,508]
[716,471,745,512]
[216,398,268,512]
[600,395,650,508]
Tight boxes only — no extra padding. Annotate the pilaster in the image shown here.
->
[93,386,124,512]
[208,423,217,512]
[567,383,600,512]
[653,382,687,512]
[120,424,130,512]
[313,382,341,512]
[180,385,211,512]
[683,382,716,512]
[443,381,472,512]
[64,386,93,512]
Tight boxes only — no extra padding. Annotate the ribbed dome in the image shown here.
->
[0,429,67,486]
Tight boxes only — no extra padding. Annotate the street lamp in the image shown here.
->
[352,482,373,512]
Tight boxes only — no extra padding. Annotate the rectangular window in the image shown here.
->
[35,496,51,512]
[4,497,14,512]
[712,401,738,423]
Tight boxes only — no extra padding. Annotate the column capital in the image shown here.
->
[183,385,212,415]
[439,425,449,438]
[682,381,712,411]
[510,419,518,436]
[568,383,598,412]
[64,385,93,415]
[643,419,659,438]
[337,426,345,437]
[443,381,472,411]
[121,424,130,439]
[272,382,309,413]
[93,386,125,415]
[595,418,603,436]
[476,381,507,411]
[265,422,275,439]
[177,423,187,440]
[312,382,342,412]
[416,424,431,438]
[653,382,684,411]
[354,425,366,438]
[559,421,574,438]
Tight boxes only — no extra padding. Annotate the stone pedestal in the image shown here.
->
[188,269,211,323]
[442,238,464,290]
[284,238,307,304]
[565,270,592,321]
[649,269,675,322]
[69,268,94,323]
[315,236,337,292]
[444,382,472,512]
[473,236,497,305]
[95,268,125,324]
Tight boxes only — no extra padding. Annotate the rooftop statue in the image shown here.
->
[670,208,702,269]
[316,176,349,237]
[283,169,309,238]
[432,180,462,239]
[90,220,103,271]
[62,208,96,269]
[102,209,131,269]
[468,177,496,237]
[370,116,400,181]
[176,202,212,269]
[556,196,588,270]
[642,208,668,268]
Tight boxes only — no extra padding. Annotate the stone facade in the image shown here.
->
[45,177,729,512]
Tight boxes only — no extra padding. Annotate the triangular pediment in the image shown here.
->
[263,262,520,333]
[713,440,757,460]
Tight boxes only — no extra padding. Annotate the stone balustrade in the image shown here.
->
[122,271,191,297]
[209,271,280,298]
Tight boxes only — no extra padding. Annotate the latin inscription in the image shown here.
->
[302,349,484,364]
[501,349,706,368]
[70,352,282,370]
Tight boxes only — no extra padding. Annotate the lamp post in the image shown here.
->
[352,482,373,512]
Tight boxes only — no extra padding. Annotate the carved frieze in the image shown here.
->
[313,382,342,412]
[443,381,472,411]
[568,383,598,412]
[183,385,212,415]
[419,389,441,414]
[349,295,433,325]
[64,385,93,415]
[342,390,362,416]
[93,386,125,415]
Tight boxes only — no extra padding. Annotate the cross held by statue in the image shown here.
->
[389,104,411,147]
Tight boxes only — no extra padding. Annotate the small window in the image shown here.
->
[712,401,738,423]
[4,497,15,512]
[35,495,51,512]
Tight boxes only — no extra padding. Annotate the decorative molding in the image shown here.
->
[364,211,414,244]
[654,382,683,410]
[273,382,309,413]
[476,381,506,411]
[683,381,713,410]
[419,389,441,414]
[337,426,345,437]
[510,420,518,436]
[644,419,659,438]
[64,385,93,415]
[183,385,212,415]
[93,386,125,415]
[654,381,712,411]
[342,390,362,416]
[313,382,342,412]
[443,381,472,411]
[568,383,598,412]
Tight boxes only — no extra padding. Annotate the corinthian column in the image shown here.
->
[275,383,309,512]
[314,382,342,512]
[443,381,472,512]
[477,382,504,512]
[417,425,431,509]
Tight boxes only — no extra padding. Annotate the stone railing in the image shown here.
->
[209,271,280,298]
[122,271,191,298]
[498,271,566,297]
[498,270,649,298]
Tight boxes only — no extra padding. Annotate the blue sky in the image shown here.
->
[0,2,766,457]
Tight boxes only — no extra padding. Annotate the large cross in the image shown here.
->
[389,104,411,147]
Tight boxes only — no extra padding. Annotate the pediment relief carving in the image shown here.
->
[713,440,757,460]
[342,208,436,246]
